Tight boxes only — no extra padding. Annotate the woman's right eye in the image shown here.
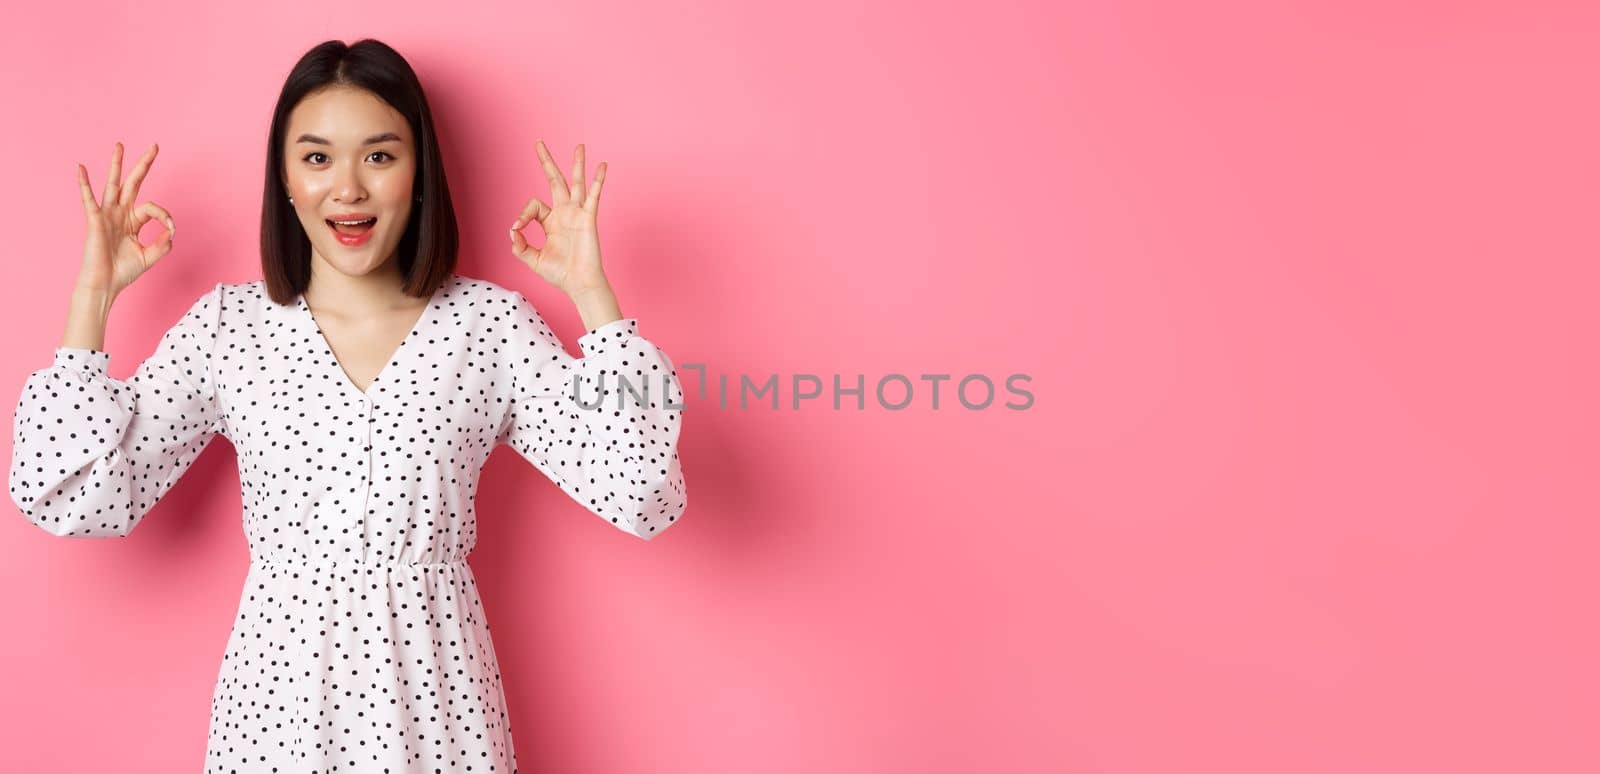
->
[303,152,327,164]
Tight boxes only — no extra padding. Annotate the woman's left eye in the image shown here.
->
[369,151,393,162]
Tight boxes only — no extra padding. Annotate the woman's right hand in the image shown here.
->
[75,141,175,297]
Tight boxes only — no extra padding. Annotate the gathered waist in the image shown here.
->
[249,554,471,571]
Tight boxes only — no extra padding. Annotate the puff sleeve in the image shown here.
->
[8,283,227,537]
[495,292,687,540]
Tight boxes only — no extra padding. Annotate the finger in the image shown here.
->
[508,217,543,271]
[119,143,159,208]
[586,161,606,214]
[134,201,175,243]
[534,139,571,204]
[509,197,549,269]
[77,164,100,217]
[141,224,174,269]
[569,144,586,204]
[510,197,551,232]
[509,224,540,266]
[102,141,123,208]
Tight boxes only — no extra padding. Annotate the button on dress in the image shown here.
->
[7,272,687,772]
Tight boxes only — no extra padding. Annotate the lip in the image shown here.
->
[326,214,378,248]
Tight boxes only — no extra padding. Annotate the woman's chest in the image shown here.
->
[210,301,515,473]
[305,306,428,394]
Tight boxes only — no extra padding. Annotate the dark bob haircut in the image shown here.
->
[260,38,458,305]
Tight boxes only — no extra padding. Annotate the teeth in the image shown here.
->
[331,218,375,225]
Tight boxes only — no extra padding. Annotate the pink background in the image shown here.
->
[2,1,1596,772]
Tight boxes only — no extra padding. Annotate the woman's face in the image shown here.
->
[282,85,418,279]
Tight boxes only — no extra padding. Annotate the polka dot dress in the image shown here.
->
[8,272,688,772]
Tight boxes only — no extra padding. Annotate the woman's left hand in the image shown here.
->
[510,139,610,297]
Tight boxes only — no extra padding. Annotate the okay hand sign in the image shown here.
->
[509,140,610,298]
[75,141,176,296]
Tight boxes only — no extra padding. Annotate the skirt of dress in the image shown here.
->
[204,556,518,773]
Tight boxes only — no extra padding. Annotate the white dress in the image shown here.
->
[8,272,687,772]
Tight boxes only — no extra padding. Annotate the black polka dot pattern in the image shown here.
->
[8,273,688,771]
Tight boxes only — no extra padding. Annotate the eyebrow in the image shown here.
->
[294,132,403,145]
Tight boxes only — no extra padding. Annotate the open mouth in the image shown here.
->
[326,217,377,235]
[326,216,377,246]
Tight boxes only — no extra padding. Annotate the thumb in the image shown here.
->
[132,201,174,267]
[140,226,174,269]
[510,227,541,269]
[132,201,173,240]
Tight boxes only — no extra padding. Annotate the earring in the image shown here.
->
[287,196,294,204]
[414,194,422,201]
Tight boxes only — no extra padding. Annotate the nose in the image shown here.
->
[332,160,367,203]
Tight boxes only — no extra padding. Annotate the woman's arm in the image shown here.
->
[570,282,622,332]
[61,284,116,352]
[11,284,227,537]
[495,291,687,540]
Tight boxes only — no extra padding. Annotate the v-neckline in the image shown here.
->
[297,274,452,400]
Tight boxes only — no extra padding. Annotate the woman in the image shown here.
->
[9,38,687,771]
